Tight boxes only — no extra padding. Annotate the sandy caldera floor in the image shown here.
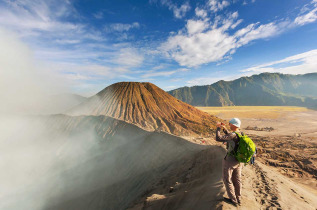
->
[197,106,317,138]
[129,107,317,210]
[211,107,317,209]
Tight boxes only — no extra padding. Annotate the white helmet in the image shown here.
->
[229,118,241,128]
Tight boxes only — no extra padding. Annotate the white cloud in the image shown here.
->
[161,27,236,67]
[105,22,140,33]
[195,8,207,18]
[152,64,168,70]
[294,0,317,25]
[235,22,282,47]
[170,78,184,82]
[186,20,209,35]
[173,2,191,19]
[208,0,230,12]
[161,11,279,67]
[165,85,177,90]
[33,47,111,64]
[114,48,144,67]
[40,47,143,80]
[156,0,191,19]
[242,0,256,5]
[70,65,131,80]
[55,39,81,44]
[294,8,317,25]
[0,0,79,32]
[30,43,144,83]
[0,0,104,43]
[93,11,103,19]
[142,70,178,78]
[43,61,134,96]
[240,49,317,75]
[142,68,188,78]
[231,19,243,29]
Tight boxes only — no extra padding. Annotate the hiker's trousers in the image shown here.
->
[222,156,242,204]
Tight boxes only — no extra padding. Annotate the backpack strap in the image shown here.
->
[234,131,244,137]
[228,132,241,157]
[234,131,242,143]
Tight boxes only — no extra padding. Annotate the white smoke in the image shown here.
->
[0,27,73,115]
[0,27,100,209]
[0,116,100,210]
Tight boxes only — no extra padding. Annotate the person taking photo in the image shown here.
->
[215,118,243,207]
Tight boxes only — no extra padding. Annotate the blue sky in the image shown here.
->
[1,0,317,96]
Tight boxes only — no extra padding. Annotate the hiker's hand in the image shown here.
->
[217,122,225,129]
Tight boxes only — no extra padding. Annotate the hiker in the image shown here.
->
[215,118,243,206]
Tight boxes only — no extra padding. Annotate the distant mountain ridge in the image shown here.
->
[168,73,317,108]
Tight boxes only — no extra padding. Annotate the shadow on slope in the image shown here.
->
[128,146,226,210]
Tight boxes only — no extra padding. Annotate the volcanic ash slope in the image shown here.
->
[68,82,220,137]
[1,115,212,210]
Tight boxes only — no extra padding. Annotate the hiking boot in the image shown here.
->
[223,197,238,207]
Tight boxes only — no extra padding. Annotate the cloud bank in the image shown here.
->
[241,49,317,75]
[161,0,317,68]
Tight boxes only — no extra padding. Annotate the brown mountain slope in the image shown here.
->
[69,82,220,136]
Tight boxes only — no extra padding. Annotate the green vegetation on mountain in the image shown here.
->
[168,73,317,108]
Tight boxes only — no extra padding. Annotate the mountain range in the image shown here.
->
[168,73,317,108]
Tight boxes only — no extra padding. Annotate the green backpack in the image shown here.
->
[232,132,256,163]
